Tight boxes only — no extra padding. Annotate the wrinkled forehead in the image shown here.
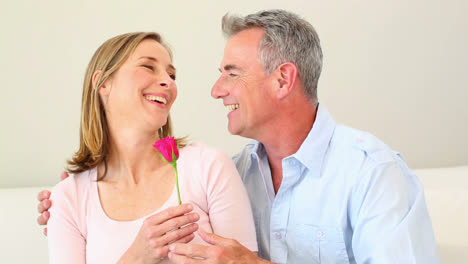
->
[225,28,264,52]
[221,28,264,67]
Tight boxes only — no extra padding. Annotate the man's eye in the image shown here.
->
[229,73,238,77]
[169,74,176,80]
[142,65,154,70]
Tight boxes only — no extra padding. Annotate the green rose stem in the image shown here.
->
[153,137,182,205]
[171,162,181,205]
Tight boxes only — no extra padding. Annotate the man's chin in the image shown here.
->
[227,122,243,136]
[227,126,240,136]
[228,124,255,140]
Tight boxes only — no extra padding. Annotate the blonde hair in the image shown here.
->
[67,32,185,176]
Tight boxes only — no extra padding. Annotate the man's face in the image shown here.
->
[211,28,276,139]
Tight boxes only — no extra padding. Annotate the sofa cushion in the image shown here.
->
[0,166,466,263]
[415,166,468,263]
[0,187,50,263]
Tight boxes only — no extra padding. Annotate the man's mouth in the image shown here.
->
[145,95,167,105]
[225,104,239,112]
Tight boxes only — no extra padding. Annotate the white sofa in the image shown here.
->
[1,166,467,263]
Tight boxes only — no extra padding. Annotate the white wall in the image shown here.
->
[1,0,467,187]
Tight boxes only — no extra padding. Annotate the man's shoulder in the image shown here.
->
[327,125,416,201]
[332,124,402,166]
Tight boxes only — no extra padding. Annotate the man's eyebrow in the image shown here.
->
[219,64,240,72]
[139,56,176,71]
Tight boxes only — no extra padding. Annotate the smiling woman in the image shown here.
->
[67,32,180,176]
[46,32,257,264]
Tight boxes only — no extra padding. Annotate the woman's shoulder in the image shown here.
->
[48,169,95,241]
[50,168,96,200]
[179,141,231,162]
[178,142,236,184]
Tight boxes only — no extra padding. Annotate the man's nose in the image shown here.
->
[211,78,228,99]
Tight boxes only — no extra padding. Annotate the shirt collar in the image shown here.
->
[248,138,265,161]
[293,104,336,177]
[247,104,336,177]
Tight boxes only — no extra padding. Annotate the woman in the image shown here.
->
[47,32,257,263]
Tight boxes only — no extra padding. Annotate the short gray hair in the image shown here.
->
[222,9,323,104]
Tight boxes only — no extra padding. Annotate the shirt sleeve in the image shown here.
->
[350,160,440,263]
[47,178,86,264]
[203,148,258,252]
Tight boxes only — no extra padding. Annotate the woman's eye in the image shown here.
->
[229,73,238,77]
[142,65,153,70]
[169,74,176,80]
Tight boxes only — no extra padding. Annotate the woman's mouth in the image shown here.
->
[145,95,167,105]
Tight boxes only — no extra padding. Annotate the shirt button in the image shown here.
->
[316,231,324,238]
[274,232,282,239]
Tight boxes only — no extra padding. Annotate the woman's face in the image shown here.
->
[99,39,177,134]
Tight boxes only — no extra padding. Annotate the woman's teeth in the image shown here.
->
[226,104,239,111]
[145,95,167,104]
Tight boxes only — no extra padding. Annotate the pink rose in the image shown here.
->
[153,137,179,163]
[153,136,182,204]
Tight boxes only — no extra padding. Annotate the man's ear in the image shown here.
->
[92,70,111,97]
[273,62,298,99]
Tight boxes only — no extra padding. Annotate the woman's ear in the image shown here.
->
[92,70,102,89]
[273,62,298,99]
[92,70,111,97]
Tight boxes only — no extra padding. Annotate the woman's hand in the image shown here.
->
[119,203,200,264]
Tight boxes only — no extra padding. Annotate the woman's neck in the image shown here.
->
[101,126,166,185]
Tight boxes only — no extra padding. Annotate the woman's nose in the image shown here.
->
[158,74,174,89]
[159,81,169,88]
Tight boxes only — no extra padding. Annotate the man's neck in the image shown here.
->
[261,102,317,194]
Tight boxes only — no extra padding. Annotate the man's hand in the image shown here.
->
[168,229,270,264]
[36,171,69,235]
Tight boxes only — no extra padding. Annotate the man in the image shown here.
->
[38,9,439,263]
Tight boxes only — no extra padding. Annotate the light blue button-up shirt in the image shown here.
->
[233,105,439,264]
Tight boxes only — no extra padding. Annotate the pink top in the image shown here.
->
[47,142,257,263]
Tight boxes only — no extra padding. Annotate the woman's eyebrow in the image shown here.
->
[138,56,157,61]
[138,56,176,71]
